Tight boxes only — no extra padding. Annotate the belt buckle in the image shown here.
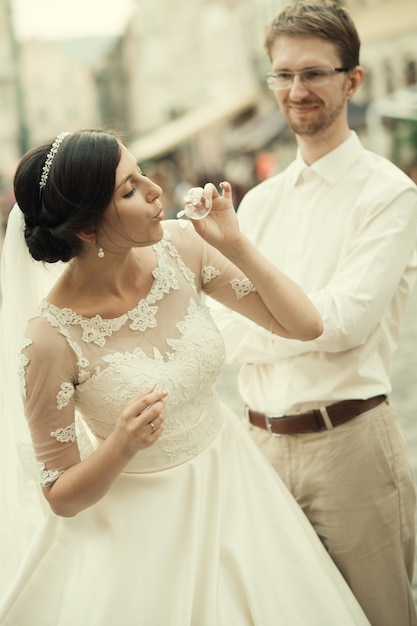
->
[265,414,283,437]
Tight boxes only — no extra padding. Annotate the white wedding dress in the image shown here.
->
[0,219,370,625]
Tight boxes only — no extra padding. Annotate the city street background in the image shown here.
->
[215,283,417,605]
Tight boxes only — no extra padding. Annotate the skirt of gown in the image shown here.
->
[0,402,370,626]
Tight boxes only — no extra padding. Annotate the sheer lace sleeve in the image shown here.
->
[168,220,273,332]
[21,316,81,486]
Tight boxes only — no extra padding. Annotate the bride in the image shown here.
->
[0,129,370,625]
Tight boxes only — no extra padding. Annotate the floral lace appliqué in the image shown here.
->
[18,337,32,398]
[151,263,178,298]
[56,381,75,409]
[202,265,221,286]
[81,315,126,347]
[128,300,158,331]
[231,278,256,299]
[159,233,197,290]
[39,230,184,347]
[50,422,76,443]
[37,461,64,486]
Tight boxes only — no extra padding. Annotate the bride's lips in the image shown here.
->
[155,199,164,219]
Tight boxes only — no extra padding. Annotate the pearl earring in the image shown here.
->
[97,247,104,258]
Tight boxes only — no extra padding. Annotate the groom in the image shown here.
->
[212,2,417,624]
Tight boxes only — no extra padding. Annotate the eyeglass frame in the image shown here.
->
[265,66,351,91]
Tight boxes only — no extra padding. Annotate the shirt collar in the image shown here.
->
[291,131,363,186]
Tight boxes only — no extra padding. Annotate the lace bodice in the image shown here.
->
[20,221,267,482]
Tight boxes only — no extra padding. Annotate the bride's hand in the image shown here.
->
[190,182,243,252]
[113,386,168,456]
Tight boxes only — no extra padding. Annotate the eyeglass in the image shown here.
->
[265,66,350,90]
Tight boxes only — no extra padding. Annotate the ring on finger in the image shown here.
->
[149,421,157,433]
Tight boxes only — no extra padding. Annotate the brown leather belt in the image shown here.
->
[247,395,386,435]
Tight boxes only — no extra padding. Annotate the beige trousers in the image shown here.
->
[248,399,417,626]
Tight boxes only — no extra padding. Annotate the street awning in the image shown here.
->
[128,89,258,161]
[225,108,287,154]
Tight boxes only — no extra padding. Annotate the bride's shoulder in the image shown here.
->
[162,219,202,247]
[162,218,192,234]
[161,219,205,271]
[24,310,71,359]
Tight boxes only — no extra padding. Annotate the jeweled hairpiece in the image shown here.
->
[39,131,70,190]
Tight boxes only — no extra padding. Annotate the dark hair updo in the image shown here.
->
[13,129,123,263]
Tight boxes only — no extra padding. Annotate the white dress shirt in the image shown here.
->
[211,132,417,415]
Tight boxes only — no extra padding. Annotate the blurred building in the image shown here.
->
[2,0,416,216]
[346,0,417,176]
[0,0,23,227]
[101,0,260,180]
[18,38,107,147]
[345,0,417,99]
